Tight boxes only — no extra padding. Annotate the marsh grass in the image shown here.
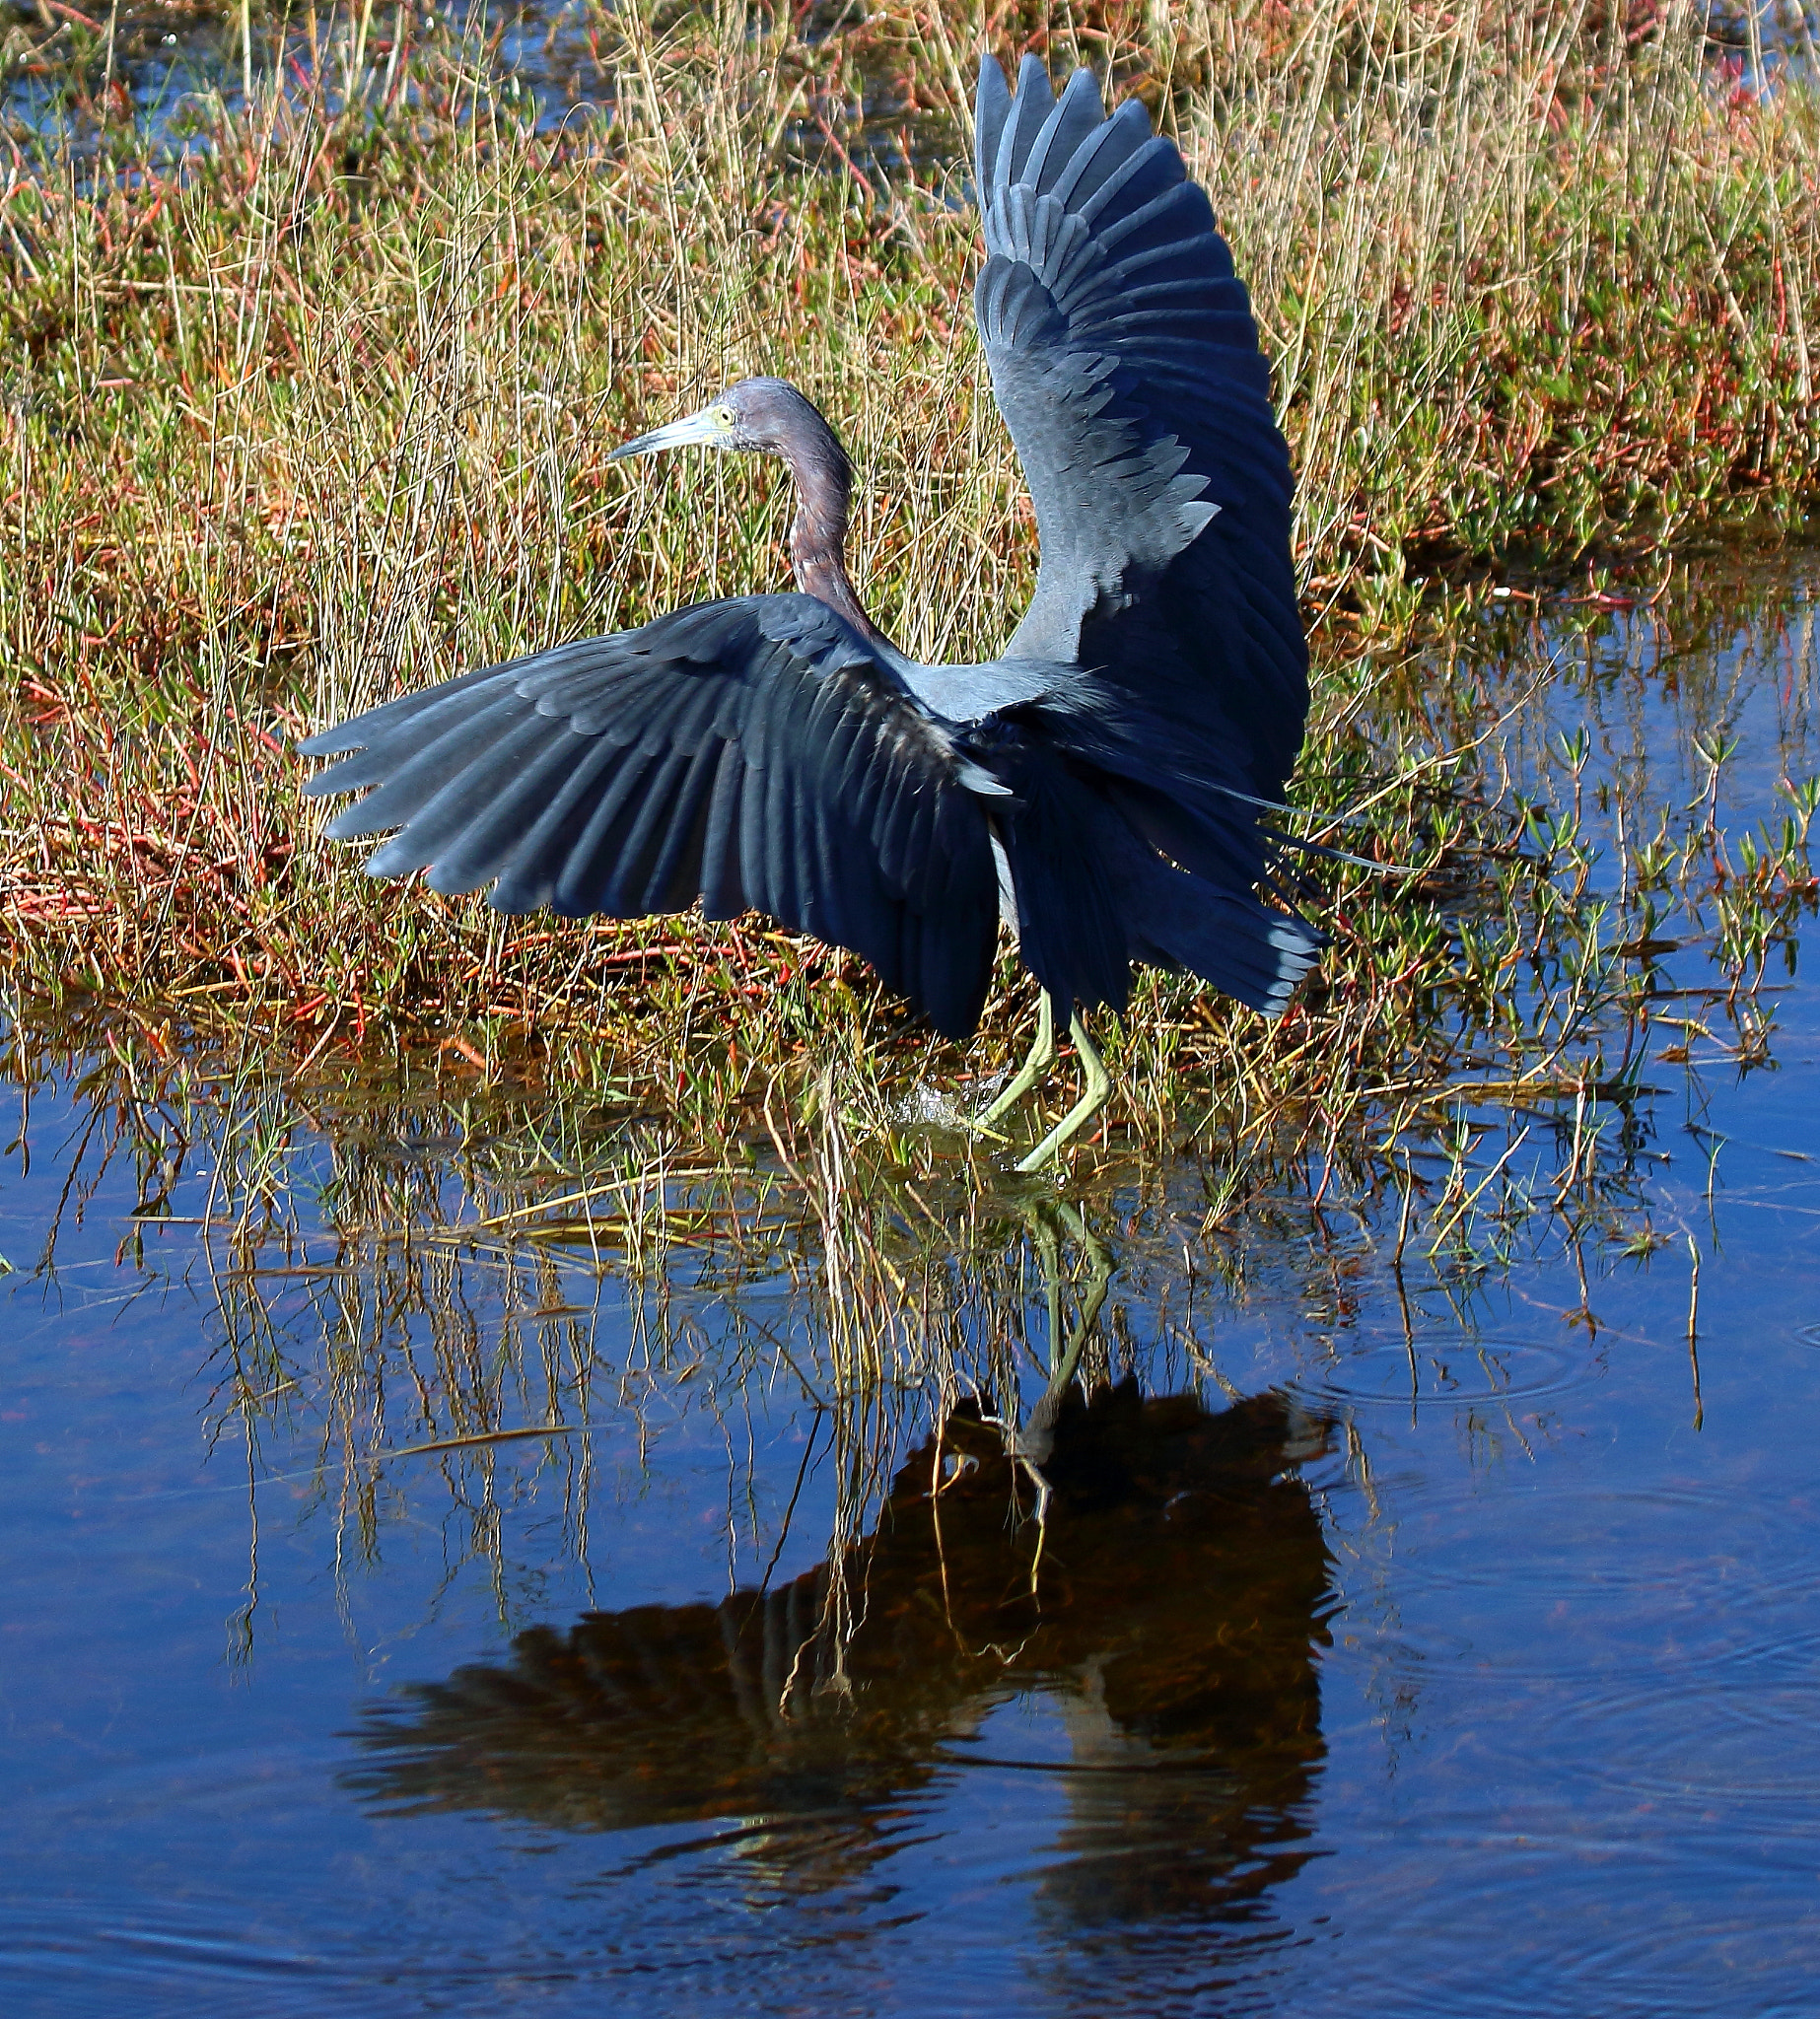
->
[0,839,1789,1638]
[1,0,1818,1172]
[8,523,1817,1627]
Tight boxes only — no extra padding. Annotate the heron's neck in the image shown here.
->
[781,418,888,648]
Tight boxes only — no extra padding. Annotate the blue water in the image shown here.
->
[2,3,623,154]
[0,0,946,176]
[9,0,1813,170]
[2,553,1819,2014]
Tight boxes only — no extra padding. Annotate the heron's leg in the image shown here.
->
[1021,1202,1113,1440]
[1015,1010,1111,1173]
[974,991,1056,1131]
[1050,1199,1113,1350]
[1009,1198,1115,1578]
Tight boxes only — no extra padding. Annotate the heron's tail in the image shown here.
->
[1122,870,1323,1016]
[987,735,1323,1019]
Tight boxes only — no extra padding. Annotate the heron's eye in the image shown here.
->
[718,406,736,428]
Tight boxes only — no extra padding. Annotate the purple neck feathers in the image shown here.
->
[780,422,887,648]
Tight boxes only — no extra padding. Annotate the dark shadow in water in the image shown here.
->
[346,1383,1334,1929]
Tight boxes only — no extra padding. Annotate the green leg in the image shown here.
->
[1010,1199,1114,1567]
[1022,1201,1113,1441]
[1015,1010,1111,1173]
[974,992,1056,1132]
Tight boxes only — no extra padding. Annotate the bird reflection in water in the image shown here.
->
[345,1385,1335,1929]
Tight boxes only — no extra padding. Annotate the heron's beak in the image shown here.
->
[607,402,737,461]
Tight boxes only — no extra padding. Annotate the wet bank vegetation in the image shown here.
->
[2,0,1818,1188]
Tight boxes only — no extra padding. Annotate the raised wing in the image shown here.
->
[973,56,1307,801]
[299,595,1001,1040]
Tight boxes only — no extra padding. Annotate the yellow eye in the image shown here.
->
[718,406,736,427]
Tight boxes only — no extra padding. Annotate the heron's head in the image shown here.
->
[607,377,839,467]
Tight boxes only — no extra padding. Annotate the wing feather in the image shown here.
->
[972,56,1309,803]
[302,594,1000,1039]
[699,746,748,922]
[643,738,724,913]
[488,735,625,914]
[363,709,551,876]
[604,748,694,914]
[555,751,660,914]
[423,727,597,894]
[315,682,531,818]
[992,54,1055,189]
[1020,65,1104,195]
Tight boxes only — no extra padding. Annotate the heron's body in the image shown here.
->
[301,57,1321,1165]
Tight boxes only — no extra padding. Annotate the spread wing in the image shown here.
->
[299,595,1001,1041]
[973,56,1308,801]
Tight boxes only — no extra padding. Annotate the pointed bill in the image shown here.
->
[607,401,739,461]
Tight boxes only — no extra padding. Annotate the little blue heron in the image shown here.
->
[300,55,1321,1169]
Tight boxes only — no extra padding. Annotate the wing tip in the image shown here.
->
[1015,51,1052,99]
[296,727,362,759]
[363,834,419,878]
[974,52,1012,185]
[320,794,409,843]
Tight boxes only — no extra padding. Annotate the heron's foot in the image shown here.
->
[1017,1453,1055,1582]
[976,1417,1056,1582]
[1015,1011,1111,1172]
[973,993,1056,1133]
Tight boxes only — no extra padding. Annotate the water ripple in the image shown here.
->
[1545,1679,1820,1812]
[1289,1335,1585,1410]
[1334,1482,1820,1690]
